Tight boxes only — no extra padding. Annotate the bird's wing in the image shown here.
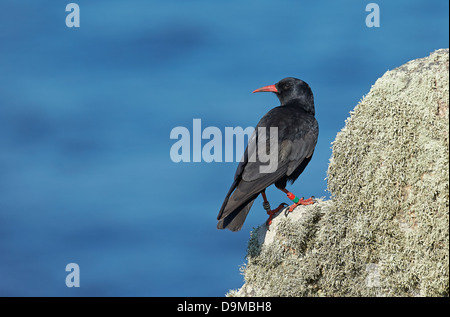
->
[286,125,318,176]
[242,108,318,181]
[241,118,286,182]
[216,127,289,222]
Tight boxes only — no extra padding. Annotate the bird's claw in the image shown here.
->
[265,203,288,228]
[284,196,316,216]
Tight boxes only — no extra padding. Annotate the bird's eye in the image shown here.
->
[283,84,292,90]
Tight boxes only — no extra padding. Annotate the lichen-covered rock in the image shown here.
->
[231,49,449,297]
[328,48,449,296]
[230,199,336,297]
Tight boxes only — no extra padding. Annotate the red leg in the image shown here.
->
[261,190,287,226]
[279,188,315,212]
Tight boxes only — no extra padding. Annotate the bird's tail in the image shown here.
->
[217,192,258,232]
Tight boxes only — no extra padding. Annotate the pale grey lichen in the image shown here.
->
[231,49,449,297]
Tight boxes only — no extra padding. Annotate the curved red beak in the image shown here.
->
[252,84,278,94]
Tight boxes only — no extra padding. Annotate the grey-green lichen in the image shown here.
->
[231,49,449,297]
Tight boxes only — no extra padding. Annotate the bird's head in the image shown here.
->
[253,77,315,114]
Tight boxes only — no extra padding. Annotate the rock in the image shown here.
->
[230,49,449,297]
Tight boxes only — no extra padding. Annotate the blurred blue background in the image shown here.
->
[0,0,448,296]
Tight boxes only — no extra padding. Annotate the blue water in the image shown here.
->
[0,0,448,296]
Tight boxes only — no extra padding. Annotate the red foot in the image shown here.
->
[287,197,315,212]
[266,203,288,226]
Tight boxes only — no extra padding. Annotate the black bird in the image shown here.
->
[217,77,318,232]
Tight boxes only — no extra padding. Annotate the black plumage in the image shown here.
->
[217,77,319,231]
